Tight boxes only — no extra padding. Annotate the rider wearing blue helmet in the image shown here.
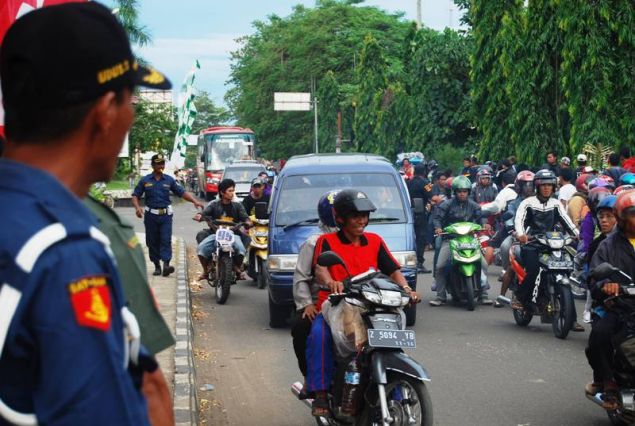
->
[291,190,340,387]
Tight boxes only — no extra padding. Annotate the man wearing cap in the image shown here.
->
[0,3,172,424]
[242,177,270,217]
[132,153,204,276]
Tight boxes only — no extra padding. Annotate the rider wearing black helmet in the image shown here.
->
[513,169,579,309]
[305,189,420,417]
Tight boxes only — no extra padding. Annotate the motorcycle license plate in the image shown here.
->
[547,260,572,269]
[216,229,234,243]
[367,329,416,349]
[254,231,268,237]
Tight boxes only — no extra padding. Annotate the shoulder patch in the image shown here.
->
[424,184,433,192]
[68,275,111,331]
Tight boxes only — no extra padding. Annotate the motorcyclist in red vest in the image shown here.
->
[305,189,420,417]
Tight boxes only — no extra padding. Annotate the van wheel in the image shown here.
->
[269,296,289,328]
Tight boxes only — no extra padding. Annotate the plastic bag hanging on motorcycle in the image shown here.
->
[322,300,367,358]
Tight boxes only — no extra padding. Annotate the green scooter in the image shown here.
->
[443,222,483,311]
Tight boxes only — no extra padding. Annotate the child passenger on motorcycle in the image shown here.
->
[305,189,420,417]
[194,178,251,280]
[291,190,339,390]
[586,190,635,409]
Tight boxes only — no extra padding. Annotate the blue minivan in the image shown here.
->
[266,153,419,327]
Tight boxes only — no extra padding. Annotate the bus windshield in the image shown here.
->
[275,173,406,226]
[205,133,254,170]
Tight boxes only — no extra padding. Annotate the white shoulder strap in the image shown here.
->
[0,223,68,426]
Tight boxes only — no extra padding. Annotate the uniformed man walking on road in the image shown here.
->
[0,3,171,424]
[132,154,204,276]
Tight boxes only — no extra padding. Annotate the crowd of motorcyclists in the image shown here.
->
[189,146,635,421]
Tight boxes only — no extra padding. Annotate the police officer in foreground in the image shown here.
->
[0,3,171,424]
[132,154,204,276]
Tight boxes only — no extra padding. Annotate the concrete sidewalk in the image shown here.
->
[140,234,198,426]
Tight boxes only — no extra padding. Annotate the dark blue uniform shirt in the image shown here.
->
[0,159,149,425]
[133,173,185,208]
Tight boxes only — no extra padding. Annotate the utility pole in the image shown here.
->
[416,0,422,30]
[312,77,319,154]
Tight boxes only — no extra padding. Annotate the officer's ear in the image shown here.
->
[89,91,119,137]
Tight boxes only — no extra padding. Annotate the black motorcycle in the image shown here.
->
[498,231,576,339]
[292,251,433,426]
[586,263,635,425]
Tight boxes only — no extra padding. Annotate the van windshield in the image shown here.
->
[275,173,406,226]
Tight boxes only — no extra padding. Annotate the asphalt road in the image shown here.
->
[117,202,609,426]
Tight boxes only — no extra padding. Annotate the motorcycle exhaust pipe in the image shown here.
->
[496,295,511,305]
[291,382,313,409]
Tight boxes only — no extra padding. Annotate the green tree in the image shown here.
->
[317,71,341,153]
[113,0,151,47]
[470,0,523,162]
[559,0,635,153]
[191,91,232,133]
[354,34,388,153]
[129,100,177,155]
[406,28,474,153]
[227,1,409,159]
[509,0,569,165]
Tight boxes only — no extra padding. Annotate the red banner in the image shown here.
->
[0,0,87,137]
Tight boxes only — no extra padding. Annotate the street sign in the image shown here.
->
[274,92,311,111]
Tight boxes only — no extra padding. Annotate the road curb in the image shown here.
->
[173,237,199,425]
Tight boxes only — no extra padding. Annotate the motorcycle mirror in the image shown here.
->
[412,198,425,215]
[254,202,269,220]
[317,251,346,268]
[590,263,620,281]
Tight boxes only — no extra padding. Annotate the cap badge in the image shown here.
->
[143,68,165,85]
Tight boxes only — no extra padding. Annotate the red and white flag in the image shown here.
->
[0,0,86,137]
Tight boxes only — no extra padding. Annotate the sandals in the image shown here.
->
[511,298,525,311]
[571,322,585,332]
[585,382,602,395]
[311,392,330,417]
[602,392,620,411]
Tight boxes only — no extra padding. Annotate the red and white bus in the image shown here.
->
[196,126,256,200]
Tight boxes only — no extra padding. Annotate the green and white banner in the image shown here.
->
[171,59,200,169]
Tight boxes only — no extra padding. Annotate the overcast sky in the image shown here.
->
[106,1,465,105]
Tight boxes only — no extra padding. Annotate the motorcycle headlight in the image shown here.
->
[548,239,565,249]
[363,290,406,307]
[267,255,298,271]
[392,251,417,267]
[362,290,382,304]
